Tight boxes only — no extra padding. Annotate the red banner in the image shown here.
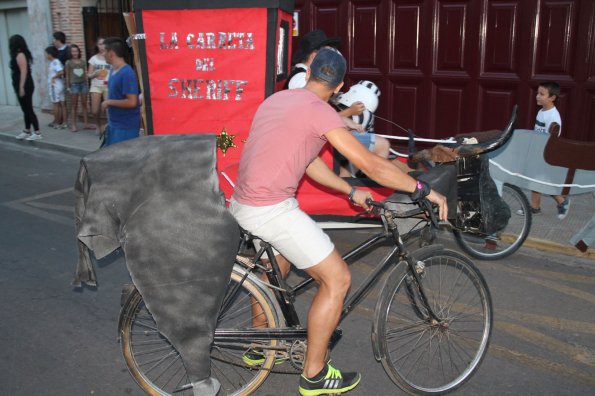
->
[142,8,268,148]
[139,6,392,217]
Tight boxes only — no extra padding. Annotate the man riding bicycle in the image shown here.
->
[229,47,447,395]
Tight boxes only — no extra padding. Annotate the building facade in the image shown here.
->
[0,0,130,109]
[293,0,595,141]
[1,0,594,141]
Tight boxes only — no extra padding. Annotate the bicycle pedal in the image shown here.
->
[438,220,453,231]
[172,383,193,393]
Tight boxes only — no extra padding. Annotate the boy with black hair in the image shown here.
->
[522,81,570,219]
[52,31,70,66]
[53,32,70,125]
[43,45,67,133]
[100,37,140,146]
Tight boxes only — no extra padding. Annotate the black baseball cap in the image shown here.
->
[309,47,346,88]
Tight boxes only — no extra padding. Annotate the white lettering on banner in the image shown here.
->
[167,79,248,101]
[195,58,215,72]
[161,32,255,50]
[160,32,179,49]
[159,32,255,102]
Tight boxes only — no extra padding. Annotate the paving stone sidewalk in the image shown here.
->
[0,104,101,155]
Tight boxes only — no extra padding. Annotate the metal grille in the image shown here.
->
[83,0,134,62]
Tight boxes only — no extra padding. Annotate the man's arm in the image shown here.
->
[341,116,364,132]
[325,127,448,220]
[305,157,371,209]
[338,101,365,117]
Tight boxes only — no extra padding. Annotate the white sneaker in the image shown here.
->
[26,133,42,141]
[516,209,524,216]
[557,198,571,220]
[16,131,31,140]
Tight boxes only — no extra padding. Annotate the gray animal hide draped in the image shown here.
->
[73,134,240,387]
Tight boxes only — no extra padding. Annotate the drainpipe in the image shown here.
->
[26,0,52,110]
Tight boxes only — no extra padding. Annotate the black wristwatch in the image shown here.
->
[410,180,431,201]
[348,187,357,203]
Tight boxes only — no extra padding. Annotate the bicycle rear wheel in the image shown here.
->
[375,248,492,395]
[454,183,531,260]
[119,263,281,396]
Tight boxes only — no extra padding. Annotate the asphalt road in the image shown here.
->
[1,141,594,396]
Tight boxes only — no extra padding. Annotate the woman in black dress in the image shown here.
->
[9,34,41,140]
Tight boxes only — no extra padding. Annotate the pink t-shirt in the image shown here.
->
[233,89,345,206]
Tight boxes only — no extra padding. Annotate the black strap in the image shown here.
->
[410,179,431,201]
[283,66,307,89]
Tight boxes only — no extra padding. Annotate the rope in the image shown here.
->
[373,114,456,143]
[375,133,457,144]
[489,159,595,189]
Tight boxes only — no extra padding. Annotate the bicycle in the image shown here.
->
[407,105,531,260]
[118,196,493,395]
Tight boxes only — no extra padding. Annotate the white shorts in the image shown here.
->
[229,198,335,270]
[90,83,108,97]
[49,83,65,103]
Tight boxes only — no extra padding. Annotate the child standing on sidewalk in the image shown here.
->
[88,37,111,134]
[45,46,67,130]
[525,81,570,219]
[65,44,91,132]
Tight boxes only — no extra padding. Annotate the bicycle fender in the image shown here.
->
[118,284,139,340]
[371,244,445,361]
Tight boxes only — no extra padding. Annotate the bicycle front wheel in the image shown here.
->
[119,263,282,396]
[454,183,531,260]
[375,248,492,395]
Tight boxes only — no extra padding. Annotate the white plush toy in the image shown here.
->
[335,80,381,131]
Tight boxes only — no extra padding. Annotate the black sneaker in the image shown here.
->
[517,207,540,216]
[298,360,361,395]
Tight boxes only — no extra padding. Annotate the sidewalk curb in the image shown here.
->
[524,237,595,259]
[0,132,93,157]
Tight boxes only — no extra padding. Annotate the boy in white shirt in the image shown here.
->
[44,46,67,130]
[526,81,570,219]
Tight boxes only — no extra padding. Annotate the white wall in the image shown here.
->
[0,3,31,106]
[0,0,52,108]
[27,0,53,110]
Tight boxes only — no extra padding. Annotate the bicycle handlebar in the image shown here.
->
[365,198,385,209]
[365,198,453,231]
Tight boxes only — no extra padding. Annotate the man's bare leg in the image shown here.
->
[531,191,542,210]
[373,136,390,159]
[302,249,351,377]
[251,254,291,328]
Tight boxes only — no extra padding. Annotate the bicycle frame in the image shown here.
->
[123,198,492,396]
[218,202,443,345]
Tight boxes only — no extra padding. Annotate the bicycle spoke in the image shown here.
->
[378,250,492,393]
[455,184,531,259]
[120,267,280,396]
